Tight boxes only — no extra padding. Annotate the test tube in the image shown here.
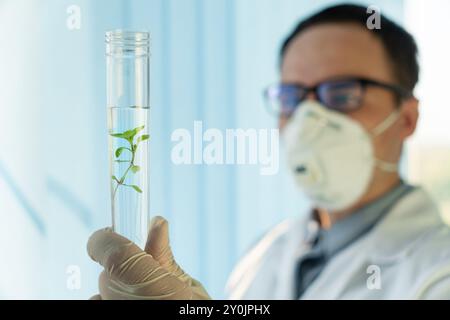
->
[106,30,150,248]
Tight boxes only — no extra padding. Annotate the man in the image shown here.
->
[87,4,450,299]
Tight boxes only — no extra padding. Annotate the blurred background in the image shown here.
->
[0,0,448,299]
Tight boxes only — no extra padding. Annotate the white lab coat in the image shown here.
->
[226,187,450,299]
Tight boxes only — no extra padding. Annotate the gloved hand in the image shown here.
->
[87,216,211,300]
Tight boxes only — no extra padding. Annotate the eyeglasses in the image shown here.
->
[263,77,412,117]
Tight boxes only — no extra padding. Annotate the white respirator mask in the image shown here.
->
[282,100,400,211]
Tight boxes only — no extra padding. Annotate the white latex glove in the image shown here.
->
[87,216,211,300]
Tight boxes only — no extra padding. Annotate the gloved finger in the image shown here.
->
[190,278,212,300]
[87,227,166,284]
[98,270,192,300]
[90,294,102,300]
[145,216,189,282]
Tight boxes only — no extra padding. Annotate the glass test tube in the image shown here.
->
[106,30,150,248]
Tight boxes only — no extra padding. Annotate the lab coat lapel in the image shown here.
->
[301,187,441,299]
[366,187,441,265]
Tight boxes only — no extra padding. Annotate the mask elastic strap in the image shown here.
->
[375,159,398,173]
[371,111,401,173]
[371,111,400,137]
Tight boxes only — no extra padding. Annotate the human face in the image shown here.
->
[279,22,418,168]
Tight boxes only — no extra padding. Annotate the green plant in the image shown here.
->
[110,125,149,201]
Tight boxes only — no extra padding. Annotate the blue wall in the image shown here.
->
[0,0,404,299]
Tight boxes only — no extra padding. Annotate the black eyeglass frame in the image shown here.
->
[263,77,413,116]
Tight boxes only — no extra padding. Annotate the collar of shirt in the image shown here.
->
[307,181,415,259]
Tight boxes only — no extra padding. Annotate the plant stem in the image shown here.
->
[110,125,148,220]
[112,139,136,204]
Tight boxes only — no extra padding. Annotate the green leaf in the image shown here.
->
[115,160,130,163]
[123,125,145,140]
[115,147,127,158]
[131,185,142,193]
[122,129,135,139]
[134,125,145,134]
[131,165,140,173]
[110,133,127,139]
[112,175,120,183]
[137,134,150,144]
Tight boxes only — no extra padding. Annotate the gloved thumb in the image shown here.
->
[145,216,190,283]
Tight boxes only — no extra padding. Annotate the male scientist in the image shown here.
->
[87,4,450,299]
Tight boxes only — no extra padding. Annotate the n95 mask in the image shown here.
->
[282,100,399,211]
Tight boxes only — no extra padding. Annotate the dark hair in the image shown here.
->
[280,4,419,91]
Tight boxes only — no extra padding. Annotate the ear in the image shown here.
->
[399,97,419,141]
